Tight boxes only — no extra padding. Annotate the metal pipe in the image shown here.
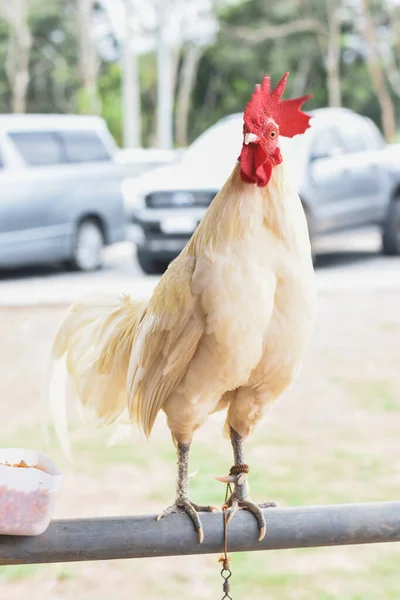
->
[0,502,399,566]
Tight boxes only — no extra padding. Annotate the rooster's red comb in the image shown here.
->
[244,72,312,138]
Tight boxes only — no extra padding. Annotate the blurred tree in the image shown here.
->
[75,0,101,113]
[359,0,396,141]
[119,0,217,148]
[0,0,32,112]
[175,42,203,146]
[220,0,344,107]
[0,19,10,110]
[174,0,217,146]
[191,0,326,139]
[323,0,342,106]
[0,0,398,145]
[139,51,158,146]
[376,0,400,98]
[28,0,80,113]
[121,0,141,147]
[155,0,174,148]
[99,62,123,145]
[189,0,399,143]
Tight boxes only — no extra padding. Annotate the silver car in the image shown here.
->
[0,114,126,271]
[124,108,400,273]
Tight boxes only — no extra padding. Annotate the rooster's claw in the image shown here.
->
[157,498,217,543]
[223,498,277,541]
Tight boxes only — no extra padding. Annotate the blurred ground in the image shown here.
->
[0,230,399,307]
[0,231,399,599]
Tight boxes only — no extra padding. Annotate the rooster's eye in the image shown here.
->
[269,131,276,139]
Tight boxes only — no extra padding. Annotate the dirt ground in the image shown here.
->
[0,288,399,599]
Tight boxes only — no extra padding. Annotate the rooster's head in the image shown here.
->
[239,72,312,187]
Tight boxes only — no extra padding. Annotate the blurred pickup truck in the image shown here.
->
[0,114,127,271]
[0,114,166,272]
[124,108,400,273]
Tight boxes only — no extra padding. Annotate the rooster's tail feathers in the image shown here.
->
[49,293,147,456]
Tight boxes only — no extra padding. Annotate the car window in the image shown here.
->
[59,130,112,163]
[182,116,242,175]
[363,118,385,150]
[8,131,63,166]
[311,127,344,159]
[337,117,373,153]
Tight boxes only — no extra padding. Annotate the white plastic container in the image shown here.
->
[0,448,62,536]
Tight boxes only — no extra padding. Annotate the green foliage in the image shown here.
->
[0,19,10,110]
[26,0,80,114]
[188,0,399,143]
[0,0,398,146]
[98,63,123,146]
[139,52,158,147]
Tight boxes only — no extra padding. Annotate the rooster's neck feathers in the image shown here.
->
[187,160,300,257]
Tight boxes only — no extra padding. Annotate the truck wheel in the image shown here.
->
[382,196,400,256]
[68,219,104,271]
[136,249,167,275]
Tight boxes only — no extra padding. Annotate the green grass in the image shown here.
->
[2,357,400,596]
[209,545,400,600]
[379,321,400,332]
[338,379,399,412]
[3,407,400,600]
[0,565,40,583]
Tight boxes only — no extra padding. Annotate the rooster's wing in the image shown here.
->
[127,255,205,436]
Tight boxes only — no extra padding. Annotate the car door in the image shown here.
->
[0,131,65,233]
[335,115,387,225]
[0,131,68,265]
[56,128,126,244]
[0,143,8,242]
[307,115,386,233]
[307,125,355,232]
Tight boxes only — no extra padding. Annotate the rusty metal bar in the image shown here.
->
[0,501,399,566]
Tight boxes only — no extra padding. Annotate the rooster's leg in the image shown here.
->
[157,440,217,543]
[216,427,277,541]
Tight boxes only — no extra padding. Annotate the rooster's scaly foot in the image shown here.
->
[157,498,218,543]
[222,496,277,541]
[216,463,277,541]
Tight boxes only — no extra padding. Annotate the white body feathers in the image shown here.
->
[50,160,316,449]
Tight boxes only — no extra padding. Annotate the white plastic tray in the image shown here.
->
[0,448,62,536]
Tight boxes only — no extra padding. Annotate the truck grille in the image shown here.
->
[145,191,216,208]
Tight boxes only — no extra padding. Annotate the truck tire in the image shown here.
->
[382,195,400,256]
[68,219,104,271]
[136,249,167,275]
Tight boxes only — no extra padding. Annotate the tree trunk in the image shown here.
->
[378,4,400,98]
[292,54,312,98]
[380,49,400,98]
[360,0,396,141]
[76,0,100,114]
[122,0,141,148]
[171,43,182,99]
[325,0,341,106]
[3,0,32,113]
[175,43,202,147]
[156,5,173,149]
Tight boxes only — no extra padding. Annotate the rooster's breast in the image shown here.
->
[248,254,316,400]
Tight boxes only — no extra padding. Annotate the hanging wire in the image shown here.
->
[218,484,233,599]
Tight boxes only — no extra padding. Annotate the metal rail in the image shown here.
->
[0,502,399,566]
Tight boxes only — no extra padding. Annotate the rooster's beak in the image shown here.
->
[244,133,260,145]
